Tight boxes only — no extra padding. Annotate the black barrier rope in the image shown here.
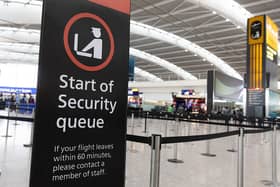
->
[179,118,272,129]
[244,128,271,134]
[135,111,279,130]
[126,127,274,145]
[161,130,240,144]
[0,113,275,145]
[126,134,151,145]
[0,115,34,122]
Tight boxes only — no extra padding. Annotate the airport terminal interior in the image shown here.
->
[0,0,280,187]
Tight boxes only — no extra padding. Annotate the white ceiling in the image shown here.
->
[0,0,279,82]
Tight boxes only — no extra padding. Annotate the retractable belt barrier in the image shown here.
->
[126,134,151,145]
[126,128,272,145]
[0,115,34,122]
[0,110,278,187]
[126,126,276,187]
[137,111,279,130]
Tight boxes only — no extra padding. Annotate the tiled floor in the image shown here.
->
[0,112,279,187]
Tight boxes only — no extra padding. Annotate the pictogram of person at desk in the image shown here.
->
[74,27,103,60]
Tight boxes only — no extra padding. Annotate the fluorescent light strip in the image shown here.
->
[0,44,164,81]
[134,67,163,82]
[130,20,242,80]
[0,2,242,80]
[130,48,197,80]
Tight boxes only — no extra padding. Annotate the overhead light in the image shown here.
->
[212,11,217,15]
[237,25,241,29]
[225,18,230,22]
[202,58,206,61]
[184,49,189,52]
[130,48,197,80]
[210,64,214,66]
[194,54,197,56]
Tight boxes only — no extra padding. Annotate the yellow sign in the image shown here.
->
[266,16,278,51]
[248,15,264,45]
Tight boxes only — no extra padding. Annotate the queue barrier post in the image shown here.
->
[164,114,168,137]
[168,117,184,163]
[271,124,280,187]
[227,126,237,153]
[24,109,35,148]
[237,128,244,187]
[150,134,161,187]
[2,105,12,138]
[201,119,216,157]
[13,104,20,126]
[131,113,135,135]
[129,113,138,153]
[143,112,149,133]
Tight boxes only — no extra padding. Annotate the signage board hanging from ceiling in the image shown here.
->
[29,0,130,187]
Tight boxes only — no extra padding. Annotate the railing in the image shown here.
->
[0,109,279,186]
[126,112,279,187]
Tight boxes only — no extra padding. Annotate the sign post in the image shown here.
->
[246,15,278,120]
[30,0,130,187]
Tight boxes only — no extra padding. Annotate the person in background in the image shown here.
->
[10,93,16,111]
[167,104,174,113]
[28,93,35,104]
[20,94,27,104]
[222,106,231,126]
[237,109,244,125]
[0,93,5,110]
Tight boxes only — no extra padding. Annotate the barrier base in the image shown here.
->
[260,180,280,187]
[163,145,172,149]
[23,144,32,148]
[201,153,216,157]
[128,142,139,153]
[167,159,184,163]
[128,149,138,153]
[226,149,237,152]
[2,135,12,138]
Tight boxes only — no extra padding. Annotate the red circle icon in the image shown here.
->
[64,13,115,72]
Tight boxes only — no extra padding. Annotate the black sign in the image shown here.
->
[30,0,130,187]
[247,89,265,106]
[247,89,265,119]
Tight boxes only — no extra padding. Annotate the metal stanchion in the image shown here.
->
[129,113,138,153]
[237,128,244,187]
[168,117,184,163]
[163,114,172,149]
[271,125,279,186]
[2,105,12,138]
[227,126,237,152]
[164,114,168,137]
[131,113,135,135]
[143,112,149,133]
[201,121,216,157]
[13,104,20,126]
[265,125,280,187]
[150,134,161,187]
[23,109,35,147]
